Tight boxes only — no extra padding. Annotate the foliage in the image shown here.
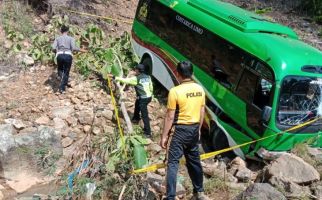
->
[57,130,148,199]
[35,146,60,175]
[106,133,149,172]
[29,33,54,64]
[301,0,322,23]
[0,0,33,37]
[255,7,272,15]
[0,0,33,56]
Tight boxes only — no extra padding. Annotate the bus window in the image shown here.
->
[237,69,274,134]
[142,0,244,90]
[253,79,273,109]
[237,69,258,102]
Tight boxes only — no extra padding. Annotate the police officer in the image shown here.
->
[115,64,153,138]
[160,61,209,200]
[52,25,85,93]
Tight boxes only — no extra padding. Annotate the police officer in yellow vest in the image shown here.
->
[115,64,153,138]
[160,61,209,200]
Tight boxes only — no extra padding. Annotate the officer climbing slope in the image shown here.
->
[115,64,153,138]
[160,61,210,200]
[52,25,86,94]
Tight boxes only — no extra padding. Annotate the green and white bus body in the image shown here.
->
[132,0,322,160]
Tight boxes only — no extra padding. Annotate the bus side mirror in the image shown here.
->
[262,106,272,124]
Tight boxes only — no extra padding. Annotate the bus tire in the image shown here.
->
[141,56,152,75]
[211,125,236,159]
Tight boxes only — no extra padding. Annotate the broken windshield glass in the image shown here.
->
[278,76,322,126]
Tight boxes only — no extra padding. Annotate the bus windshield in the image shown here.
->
[277,76,322,126]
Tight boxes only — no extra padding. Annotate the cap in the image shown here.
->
[136,64,146,72]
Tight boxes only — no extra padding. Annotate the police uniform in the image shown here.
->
[166,80,205,200]
[115,73,153,136]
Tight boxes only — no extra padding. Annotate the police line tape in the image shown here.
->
[106,75,127,157]
[58,6,133,24]
[132,117,321,174]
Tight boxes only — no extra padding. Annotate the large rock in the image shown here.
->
[17,54,34,66]
[0,124,16,155]
[235,183,286,200]
[14,126,62,153]
[51,106,74,120]
[77,110,94,125]
[1,126,62,194]
[101,109,114,121]
[202,162,238,183]
[4,118,25,130]
[53,117,67,130]
[235,168,253,183]
[35,115,50,125]
[307,147,322,161]
[146,173,185,195]
[265,154,320,184]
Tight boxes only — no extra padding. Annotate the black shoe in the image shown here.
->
[144,134,152,139]
[132,119,140,124]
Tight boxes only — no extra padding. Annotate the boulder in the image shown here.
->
[147,143,162,154]
[307,147,322,161]
[51,106,74,120]
[18,54,34,66]
[53,117,67,130]
[62,137,74,148]
[101,109,114,121]
[265,154,320,184]
[284,182,311,199]
[84,125,91,133]
[235,183,286,200]
[71,97,81,105]
[92,126,101,135]
[1,126,62,194]
[146,173,185,195]
[35,116,50,125]
[229,157,247,174]
[235,168,253,183]
[103,125,114,134]
[66,116,78,127]
[202,162,238,183]
[77,110,94,125]
[4,118,25,130]
[0,124,16,155]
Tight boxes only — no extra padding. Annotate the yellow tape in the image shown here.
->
[132,117,321,174]
[106,75,127,157]
[60,7,133,24]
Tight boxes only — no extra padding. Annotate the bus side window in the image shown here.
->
[211,55,232,88]
[236,69,258,102]
[253,79,273,109]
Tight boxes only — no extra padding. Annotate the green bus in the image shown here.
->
[132,0,322,160]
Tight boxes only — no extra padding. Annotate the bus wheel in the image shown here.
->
[141,56,152,75]
[211,125,236,159]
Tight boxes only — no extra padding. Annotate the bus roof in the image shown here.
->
[162,0,322,79]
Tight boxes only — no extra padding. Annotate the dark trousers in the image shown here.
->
[133,97,152,135]
[166,124,204,200]
[57,54,72,92]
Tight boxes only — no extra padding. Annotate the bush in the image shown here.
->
[0,1,33,37]
[301,0,322,23]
